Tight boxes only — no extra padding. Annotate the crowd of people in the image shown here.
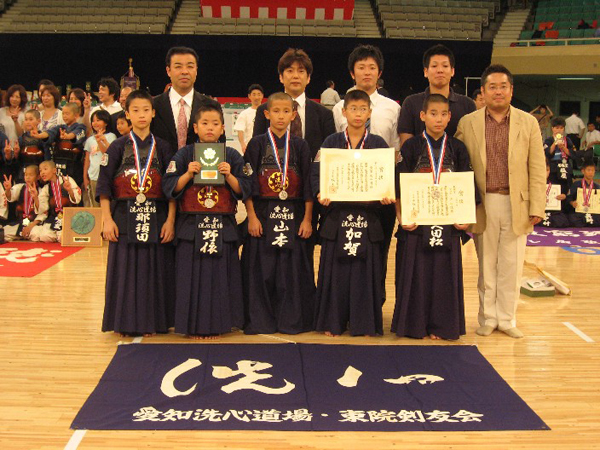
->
[0,43,596,342]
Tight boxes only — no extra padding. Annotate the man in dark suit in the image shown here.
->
[252,48,335,161]
[152,46,222,157]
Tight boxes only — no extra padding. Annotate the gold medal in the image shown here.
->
[57,212,63,219]
[136,193,146,204]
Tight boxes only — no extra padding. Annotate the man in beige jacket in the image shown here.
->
[455,64,546,339]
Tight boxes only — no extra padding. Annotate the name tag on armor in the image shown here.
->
[195,215,224,255]
[336,211,368,258]
[127,200,158,244]
[266,202,295,249]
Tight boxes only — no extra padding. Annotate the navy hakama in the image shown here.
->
[241,132,315,334]
[97,133,176,335]
[392,133,476,340]
[163,145,251,336]
[312,132,389,336]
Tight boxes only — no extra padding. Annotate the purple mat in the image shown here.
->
[528,227,600,247]
[71,344,548,432]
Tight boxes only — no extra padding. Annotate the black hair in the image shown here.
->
[343,89,371,108]
[471,88,482,100]
[116,110,131,126]
[423,44,455,68]
[326,80,334,88]
[90,109,112,129]
[125,89,153,111]
[37,79,54,91]
[581,158,596,169]
[348,44,384,74]
[278,48,313,76]
[588,122,596,126]
[98,77,120,102]
[481,64,514,87]
[166,46,199,66]
[266,92,294,110]
[551,117,566,128]
[248,84,264,95]
[422,93,450,112]
[193,99,224,124]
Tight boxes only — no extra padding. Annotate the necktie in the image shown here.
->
[177,98,188,150]
[290,100,303,138]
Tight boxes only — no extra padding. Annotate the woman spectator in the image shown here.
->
[68,88,87,123]
[39,85,64,132]
[0,84,27,142]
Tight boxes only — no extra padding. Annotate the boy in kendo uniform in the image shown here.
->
[96,90,176,337]
[163,100,252,339]
[539,159,569,228]
[32,102,87,189]
[17,110,46,182]
[567,158,600,227]
[2,165,48,241]
[34,160,81,242]
[242,92,315,335]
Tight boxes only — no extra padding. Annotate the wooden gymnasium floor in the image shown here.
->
[1,237,599,449]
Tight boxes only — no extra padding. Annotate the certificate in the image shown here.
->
[319,147,395,201]
[400,172,476,225]
[545,184,562,211]
[575,187,600,214]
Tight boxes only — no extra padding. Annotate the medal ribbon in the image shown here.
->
[344,129,369,150]
[130,131,156,193]
[546,182,552,201]
[51,179,63,213]
[582,179,594,207]
[23,185,33,219]
[422,131,447,185]
[267,129,290,191]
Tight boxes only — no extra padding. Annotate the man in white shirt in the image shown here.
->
[582,122,600,149]
[565,111,586,150]
[320,80,341,110]
[332,44,401,304]
[84,77,123,135]
[233,84,264,153]
[332,45,401,151]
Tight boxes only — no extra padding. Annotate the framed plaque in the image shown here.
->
[400,172,476,226]
[61,207,103,247]
[194,143,225,186]
[545,184,562,211]
[319,147,395,201]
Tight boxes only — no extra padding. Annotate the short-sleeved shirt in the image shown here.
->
[565,114,585,135]
[233,107,258,145]
[397,87,476,141]
[85,132,117,181]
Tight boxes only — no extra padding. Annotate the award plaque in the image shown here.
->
[61,207,103,247]
[194,143,225,186]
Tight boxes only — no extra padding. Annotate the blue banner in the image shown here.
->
[72,344,549,431]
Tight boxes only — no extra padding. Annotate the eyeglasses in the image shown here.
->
[346,107,369,114]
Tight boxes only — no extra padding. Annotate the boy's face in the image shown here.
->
[24,168,39,185]
[126,98,155,130]
[264,99,296,134]
[249,89,264,107]
[342,100,371,129]
[167,53,198,94]
[279,62,310,98]
[24,113,40,132]
[91,116,107,134]
[62,107,76,125]
[474,92,485,110]
[552,125,565,136]
[424,54,454,89]
[583,166,596,180]
[419,101,451,136]
[39,164,56,182]
[116,118,131,135]
[193,110,225,143]
[588,123,595,132]
[351,57,381,93]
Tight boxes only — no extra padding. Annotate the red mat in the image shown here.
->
[0,242,82,277]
